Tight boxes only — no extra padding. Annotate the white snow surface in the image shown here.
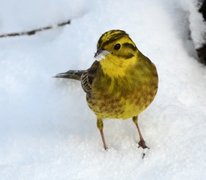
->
[0,0,206,179]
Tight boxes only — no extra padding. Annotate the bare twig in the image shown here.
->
[0,19,71,38]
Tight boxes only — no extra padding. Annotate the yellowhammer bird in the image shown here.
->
[55,30,158,152]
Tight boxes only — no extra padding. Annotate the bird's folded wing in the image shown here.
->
[81,61,100,95]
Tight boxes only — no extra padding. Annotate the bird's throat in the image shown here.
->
[99,55,137,78]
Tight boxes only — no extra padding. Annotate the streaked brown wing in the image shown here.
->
[81,60,100,96]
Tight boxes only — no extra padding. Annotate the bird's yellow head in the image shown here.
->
[95,30,139,77]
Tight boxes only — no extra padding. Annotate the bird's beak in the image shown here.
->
[94,49,102,58]
[94,49,110,61]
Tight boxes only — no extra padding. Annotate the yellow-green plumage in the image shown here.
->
[88,51,158,119]
[56,30,158,153]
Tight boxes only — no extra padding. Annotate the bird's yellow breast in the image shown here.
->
[86,53,158,119]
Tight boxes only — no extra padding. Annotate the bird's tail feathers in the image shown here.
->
[54,70,85,80]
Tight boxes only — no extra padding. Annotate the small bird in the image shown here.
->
[55,30,158,151]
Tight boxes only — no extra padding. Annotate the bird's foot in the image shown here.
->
[103,145,108,151]
[138,139,149,149]
[138,140,149,159]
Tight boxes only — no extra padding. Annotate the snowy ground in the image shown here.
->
[0,0,206,179]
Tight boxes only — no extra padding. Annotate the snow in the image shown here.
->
[0,0,206,179]
[177,0,206,49]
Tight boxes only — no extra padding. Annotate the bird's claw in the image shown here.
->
[138,140,149,149]
[138,140,150,159]
[142,153,146,159]
[104,145,108,151]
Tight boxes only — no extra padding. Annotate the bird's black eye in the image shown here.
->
[114,43,121,50]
